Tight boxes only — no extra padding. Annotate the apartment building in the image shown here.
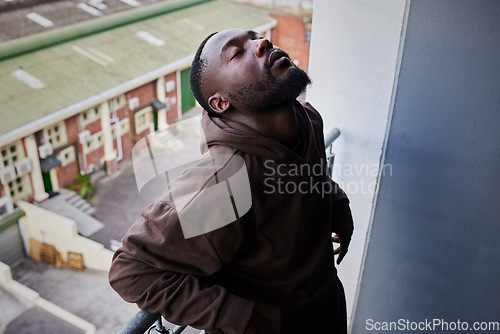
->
[0,0,278,222]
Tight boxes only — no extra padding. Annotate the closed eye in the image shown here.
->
[230,49,244,60]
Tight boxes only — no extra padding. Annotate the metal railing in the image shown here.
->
[117,128,341,334]
[325,127,341,177]
[117,309,193,334]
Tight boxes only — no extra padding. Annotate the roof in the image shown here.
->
[0,0,163,42]
[0,0,273,141]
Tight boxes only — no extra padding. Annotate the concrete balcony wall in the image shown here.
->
[309,0,500,331]
[351,0,500,332]
[307,0,407,323]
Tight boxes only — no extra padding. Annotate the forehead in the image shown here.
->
[201,29,250,63]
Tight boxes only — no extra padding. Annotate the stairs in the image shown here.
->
[61,189,96,216]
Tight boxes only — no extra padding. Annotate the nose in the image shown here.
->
[255,38,273,57]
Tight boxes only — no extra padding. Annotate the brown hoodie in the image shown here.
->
[109,101,353,334]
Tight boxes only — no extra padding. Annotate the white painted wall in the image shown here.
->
[17,201,113,271]
[307,0,407,323]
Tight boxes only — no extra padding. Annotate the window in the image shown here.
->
[128,97,140,110]
[109,94,126,111]
[44,122,68,148]
[82,131,104,154]
[111,119,130,139]
[0,142,32,201]
[59,146,76,167]
[97,134,104,145]
[80,107,101,126]
[121,118,130,134]
[1,142,23,168]
[135,107,152,134]
[8,177,29,199]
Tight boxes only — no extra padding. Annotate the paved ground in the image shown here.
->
[5,307,84,334]
[0,287,31,333]
[2,256,202,334]
[10,258,140,333]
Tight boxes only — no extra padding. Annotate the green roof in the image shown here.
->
[0,0,272,136]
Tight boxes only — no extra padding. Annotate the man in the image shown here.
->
[109,29,354,334]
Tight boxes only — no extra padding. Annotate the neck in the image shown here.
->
[223,101,299,148]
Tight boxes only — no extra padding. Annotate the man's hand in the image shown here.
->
[332,234,348,265]
[331,198,354,265]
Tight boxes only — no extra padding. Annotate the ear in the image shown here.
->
[208,93,231,115]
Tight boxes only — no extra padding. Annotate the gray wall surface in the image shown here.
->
[353,0,500,331]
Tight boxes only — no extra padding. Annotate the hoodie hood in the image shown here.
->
[200,101,321,164]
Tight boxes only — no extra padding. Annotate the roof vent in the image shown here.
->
[10,69,45,90]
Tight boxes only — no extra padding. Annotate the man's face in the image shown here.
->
[202,29,310,112]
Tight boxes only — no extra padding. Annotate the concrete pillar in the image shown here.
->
[24,135,49,202]
[49,168,59,192]
[156,77,168,130]
[100,101,116,174]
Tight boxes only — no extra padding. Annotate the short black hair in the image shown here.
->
[190,32,218,115]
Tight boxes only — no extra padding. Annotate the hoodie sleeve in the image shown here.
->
[109,201,254,334]
[302,102,353,240]
[331,197,354,249]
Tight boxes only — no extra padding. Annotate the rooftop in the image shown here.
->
[0,0,273,138]
[0,0,164,42]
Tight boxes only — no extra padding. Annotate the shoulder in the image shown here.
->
[301,102,324,127]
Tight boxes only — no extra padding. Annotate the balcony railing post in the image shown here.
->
[153,317,170,333]
[324,127,341,177]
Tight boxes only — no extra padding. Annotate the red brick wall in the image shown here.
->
[84,119,101,134]
[164,72,179,124]
[115,108,133,161]
[129,82,155,110]
[81,112,103,173]
[56,155,79,188]
[270,13,310,73]
[65,115,79,144]
[86,147,105,171]
[128,82,155,146]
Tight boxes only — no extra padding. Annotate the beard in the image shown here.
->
[227,54,311,112]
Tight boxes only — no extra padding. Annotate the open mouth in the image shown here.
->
[268,49,291,68]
